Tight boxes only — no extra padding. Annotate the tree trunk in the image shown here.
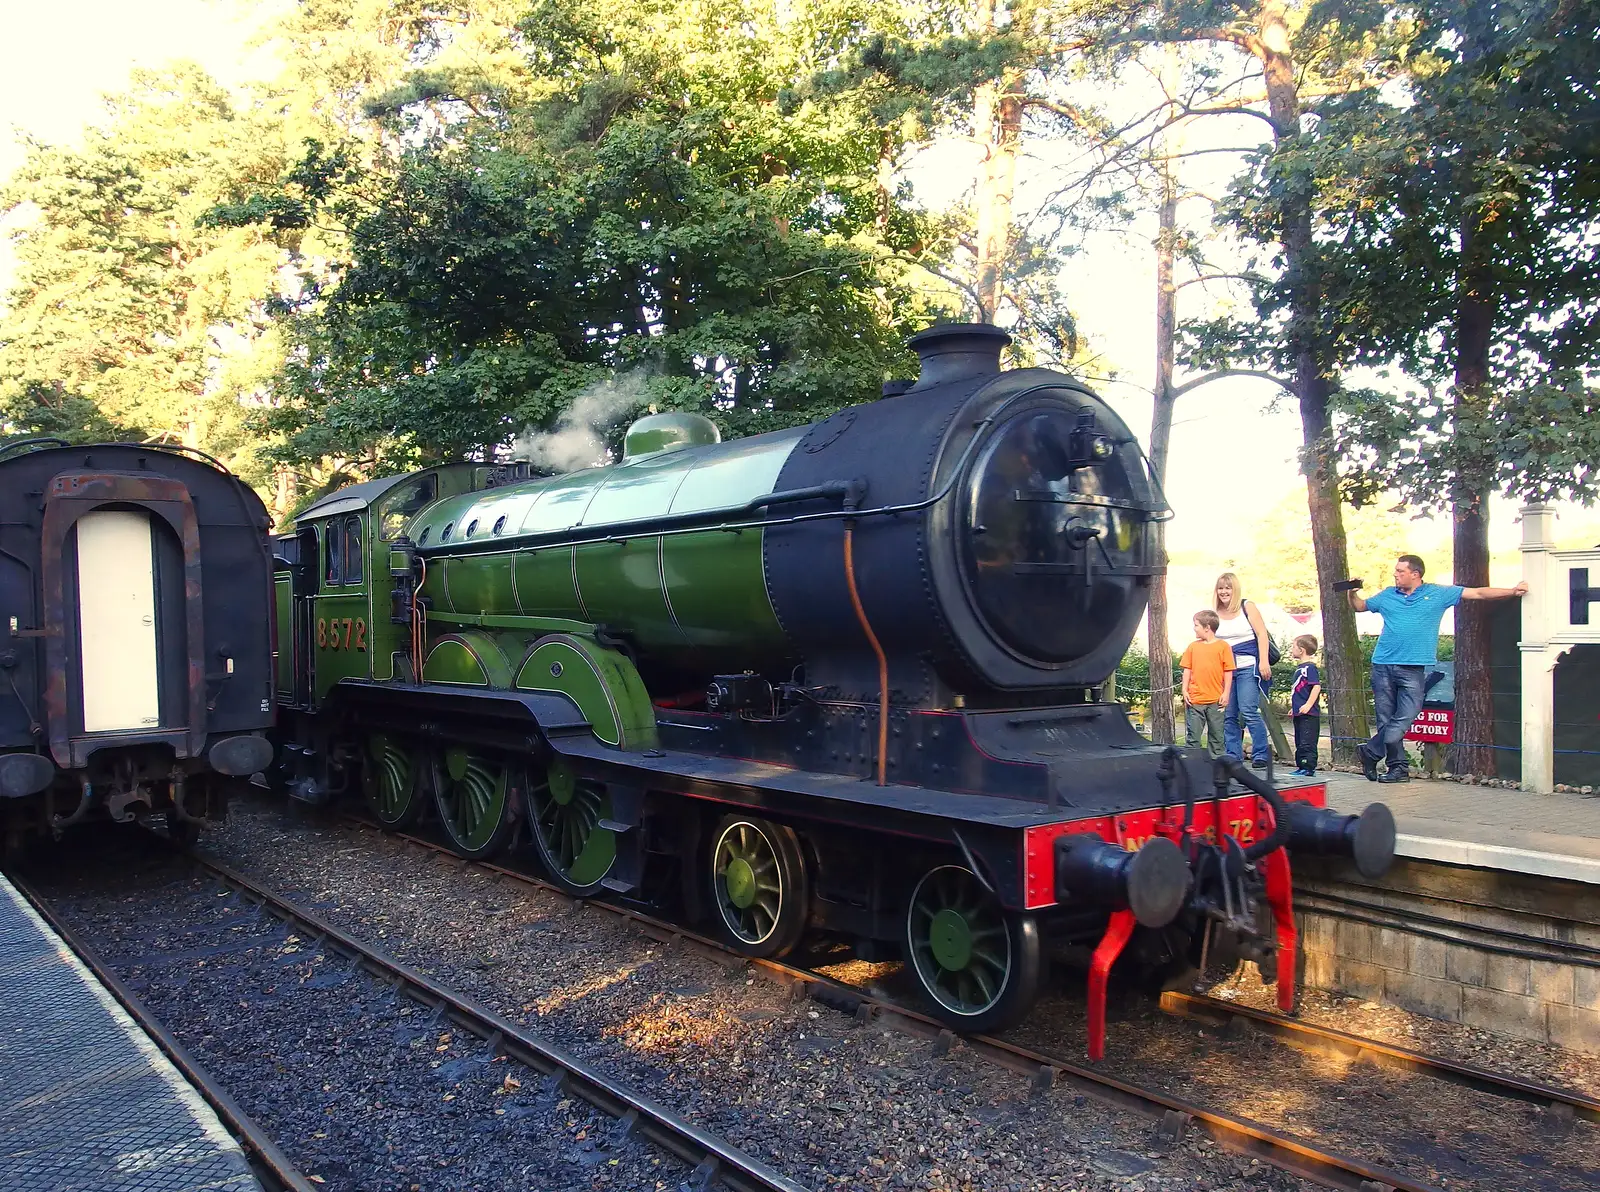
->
[972,53,1022,321]
[876,130,895,234]
[1451,494,1492,775]
[1450,205,1498,777]
[1301,376,1367,762]
[1146,82,1180,745]
[274,465,298,530]
[1257,1,1367,762]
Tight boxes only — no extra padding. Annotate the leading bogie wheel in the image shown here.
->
[527,759,616,896]
[363,733,424,830]
[430,748,518,859]
[904,862,1040,1034]
[710,816,809,959]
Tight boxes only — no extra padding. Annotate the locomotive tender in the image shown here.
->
[273,324,1394,1054]
[0,438,276,855]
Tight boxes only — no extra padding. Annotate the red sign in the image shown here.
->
[1405,708,1454,743]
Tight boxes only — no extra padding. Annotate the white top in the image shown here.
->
[1216,606,1259,667]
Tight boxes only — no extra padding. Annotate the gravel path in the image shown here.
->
[28,836,694,1192]
[181,795,1310,1192]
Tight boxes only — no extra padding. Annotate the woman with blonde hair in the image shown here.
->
[1214,572,1273,768]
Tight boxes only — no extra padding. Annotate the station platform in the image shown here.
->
[1318,769,1600,885]
[0,874,261,1192]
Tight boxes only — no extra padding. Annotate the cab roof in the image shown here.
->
[294,474,417,522]
[295,462,486,523]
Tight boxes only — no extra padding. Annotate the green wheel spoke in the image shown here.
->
[908,865,1013,1018]
[714,820,790,947]
[434,751,508,853]
[365,735,418,826]
[969,966,996,1003]
[529,770,614,889]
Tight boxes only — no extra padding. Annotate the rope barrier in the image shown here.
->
[1110,680,1600,757]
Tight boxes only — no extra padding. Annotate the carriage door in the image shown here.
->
[76,509,161,732]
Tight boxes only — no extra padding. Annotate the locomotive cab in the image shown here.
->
[271,463,486,805]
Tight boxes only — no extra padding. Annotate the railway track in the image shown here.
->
[163,847,807,1192]
[11,870,318,1192]
[1160,990,1600,1126]
[335,810,1446,1192]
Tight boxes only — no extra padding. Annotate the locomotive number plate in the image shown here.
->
[1124,818,1256,852]
[317,617,367,652]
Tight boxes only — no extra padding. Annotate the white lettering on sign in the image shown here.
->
[1405,708,1455,743]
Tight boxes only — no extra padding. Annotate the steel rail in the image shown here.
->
[10,871,318,1192]
[1162,990,1600,1125]
[333,811,1437,1192]
[182,849,806,1192]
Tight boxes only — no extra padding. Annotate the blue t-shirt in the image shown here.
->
[1368,583,1465,665]
[1291,662,1320,714]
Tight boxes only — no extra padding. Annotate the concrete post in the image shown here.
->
[1519,505,1556,793]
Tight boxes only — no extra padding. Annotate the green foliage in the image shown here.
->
[0,65,296,486]
[1205,0,1600,511]
[1114,641,1180,705]
[220,0,947,470]
[1333,374,1600,512]
[1247,489,1430,614]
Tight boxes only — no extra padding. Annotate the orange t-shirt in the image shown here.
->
[1180,639,1235,704]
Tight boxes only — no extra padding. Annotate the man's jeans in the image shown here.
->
[1225,667,1271,765]
[1364,663,1427,774]
[1185,701,1226,757]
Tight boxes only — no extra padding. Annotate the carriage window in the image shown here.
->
[323,519,344,586]
[378,474,440,541]
[343,515,364,584]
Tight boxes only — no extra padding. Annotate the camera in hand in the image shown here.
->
[1332,578,1364,593]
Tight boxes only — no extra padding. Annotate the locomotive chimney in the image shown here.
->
[906,323,1013,392]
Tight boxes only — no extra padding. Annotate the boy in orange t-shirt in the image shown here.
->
[1180,609,1234,758]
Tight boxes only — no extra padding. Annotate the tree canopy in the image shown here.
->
[0,65,294,484]
[203,0,951,475]
[3,0,1597,777]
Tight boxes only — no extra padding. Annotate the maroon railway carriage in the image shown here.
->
[0,438,274,854]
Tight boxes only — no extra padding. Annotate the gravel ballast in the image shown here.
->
[45,788,1597,1191]
[167,797,1313,1192]
[29,838,695,1192]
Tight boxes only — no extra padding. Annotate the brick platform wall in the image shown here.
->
[1292,857,1600,1054]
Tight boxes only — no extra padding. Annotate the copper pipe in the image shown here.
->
[842,522,889,786]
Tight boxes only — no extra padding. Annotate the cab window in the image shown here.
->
[323,519,344,586]
[379,474,439,542]
[343,515,364,585]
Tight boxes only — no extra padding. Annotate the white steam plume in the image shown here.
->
[510,371,651,473]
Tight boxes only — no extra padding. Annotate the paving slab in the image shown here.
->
[1318,769,1600,884]
[0,874,260,1192]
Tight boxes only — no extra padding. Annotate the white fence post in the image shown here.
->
[1521,505,1600,793]
[1520,505,1556,794]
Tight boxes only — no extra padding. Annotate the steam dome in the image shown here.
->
[622,412,722,462]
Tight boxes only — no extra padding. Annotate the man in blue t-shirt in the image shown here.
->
[1346,554,1527,782]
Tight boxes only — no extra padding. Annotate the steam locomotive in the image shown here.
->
[271,324,1394,1054]
[0,438,276,856]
